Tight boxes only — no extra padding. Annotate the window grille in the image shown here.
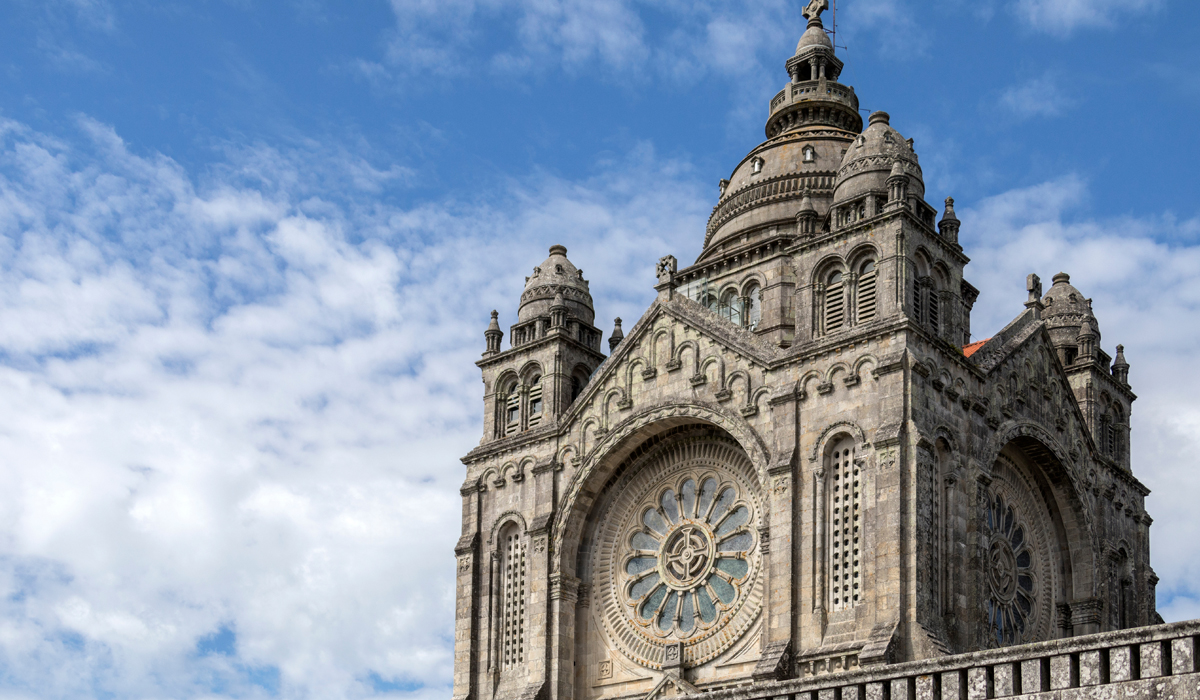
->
[501,532,526,670]
[829,444,861,611]
[825,273,844,333]
[504,390,520,436]
[928,288,940,335]
[856,262,876,323]
[527,379,543,429]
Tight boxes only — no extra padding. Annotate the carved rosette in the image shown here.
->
[984,456,1056,647]
[592,436,763,669]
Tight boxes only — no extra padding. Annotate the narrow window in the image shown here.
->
[928,288,940,336]
[911,278,925,325]
[745,284,762,330]
[825,272,845,333]
[503,383,520,436]
[803,146,815,163]
[720,289,742,327]
[856,261,877,323]
[500,529,526,670]
[527,375,543,429]
[829,442,861,611]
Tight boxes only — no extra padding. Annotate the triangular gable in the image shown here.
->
[559,294,781,425]
[641,674,699,700]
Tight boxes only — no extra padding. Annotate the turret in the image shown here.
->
[484,310,503,356]
[476,245,607,443]
[939,197,961,245]
[608,317,624,352]
[1112,344,1130,386]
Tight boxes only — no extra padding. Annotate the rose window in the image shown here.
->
[621,475,755,637]
[985,492,1037,646]
[589,436,762,669]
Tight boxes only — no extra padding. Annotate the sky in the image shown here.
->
[0,0,1197,698]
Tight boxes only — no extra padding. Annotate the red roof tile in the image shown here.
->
[962,339,991,358]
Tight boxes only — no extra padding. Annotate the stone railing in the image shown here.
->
[768,81,859,119]
[683,620,1200,700]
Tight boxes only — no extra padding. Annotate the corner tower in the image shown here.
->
[477,245,607,443]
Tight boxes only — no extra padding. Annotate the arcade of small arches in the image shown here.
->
[694,277,764,331]
[493,362,595,438]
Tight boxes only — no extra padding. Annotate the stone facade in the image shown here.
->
[453,7,1160,700]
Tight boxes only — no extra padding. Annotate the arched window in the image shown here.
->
[828,438,860,611]
[856,261,877,323]
[502,380,520,437]
[719,289,742,327]
[1111,406,1124,458]
[803,146,815,163]
[744,283,762,330]
[702,293,719,314]
[824,271,845,333]
[928,285,941,336]
[527,374,543,429]
[498,524,526,671]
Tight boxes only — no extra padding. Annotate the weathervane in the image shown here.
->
[803,0,829,21]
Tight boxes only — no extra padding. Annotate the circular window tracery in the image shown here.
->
[985,493,1037,646]
[983,454,1057,649]
[621,474,755,638]
[589,434,763,670]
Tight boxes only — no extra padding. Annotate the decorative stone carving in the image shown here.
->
[589,435,763,670]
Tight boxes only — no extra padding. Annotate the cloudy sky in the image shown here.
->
[0,0,1197,697]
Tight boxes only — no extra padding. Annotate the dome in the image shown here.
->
[1042,272,1099,347]
[796,19,833,52]
[832,111,924,204]
[518,245,595,324]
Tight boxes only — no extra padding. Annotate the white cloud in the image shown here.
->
[999,72,1074,118]
[381,0,797,84]
[0,116,706,698]
[1,108,1200,700]
[1012,0,1160,34]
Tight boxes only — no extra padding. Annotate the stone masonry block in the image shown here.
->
[1109,645,1134,682]
[890,677,913,700]
[939,670,963,700]
[1018,659,1040,693]
[1079,650,1103,687]
[842,684,862,700]
[966,667,988,700]
[915,674,938,700]
[818,688,837,700]
[1172,637,1197,675]
[1050,654,1076,690]
[865,681,887,700]
[1140,641,1164,678]
[992,663,1014,697]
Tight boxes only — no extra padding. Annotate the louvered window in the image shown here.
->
[911,279,924,324]
[527,378,543,429]
[856,262,876,323]
[928,288,940,336]
[829,443,861,611]
[504,388,520,436]
[500,530,526,670]
[825,272,845,333]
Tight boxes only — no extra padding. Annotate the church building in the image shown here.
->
[452,5,1187,700]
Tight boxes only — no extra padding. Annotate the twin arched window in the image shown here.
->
[820,259,877,336]
[705,283,763,331]
[499,373,543,437]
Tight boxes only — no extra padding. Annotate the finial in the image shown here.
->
[549,244,567,256]
[943,197,958,220]
[802,0,829,22]
[487,310,501,331]
[1115,344,1128,364]
[1112,344,1130,385]
[608,317,625,353]
[484,310,503,356]
[1052,272,1071,286]
[551,292,566,308]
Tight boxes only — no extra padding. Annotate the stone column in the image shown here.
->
[453,486,482,700]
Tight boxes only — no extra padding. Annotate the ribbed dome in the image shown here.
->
[1042,272,1099,346]
[796,19,833,52]
[518,245,595,324]
[833,111,924,204]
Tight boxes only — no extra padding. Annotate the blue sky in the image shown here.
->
[0,0,1197,698]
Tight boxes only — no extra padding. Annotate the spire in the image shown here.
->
[939,197,961,245]
[550,292,567,329]
[1112,344,1130,386]
[796,188,819,237]
[484,310,503,356]
[608,317,624,352]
